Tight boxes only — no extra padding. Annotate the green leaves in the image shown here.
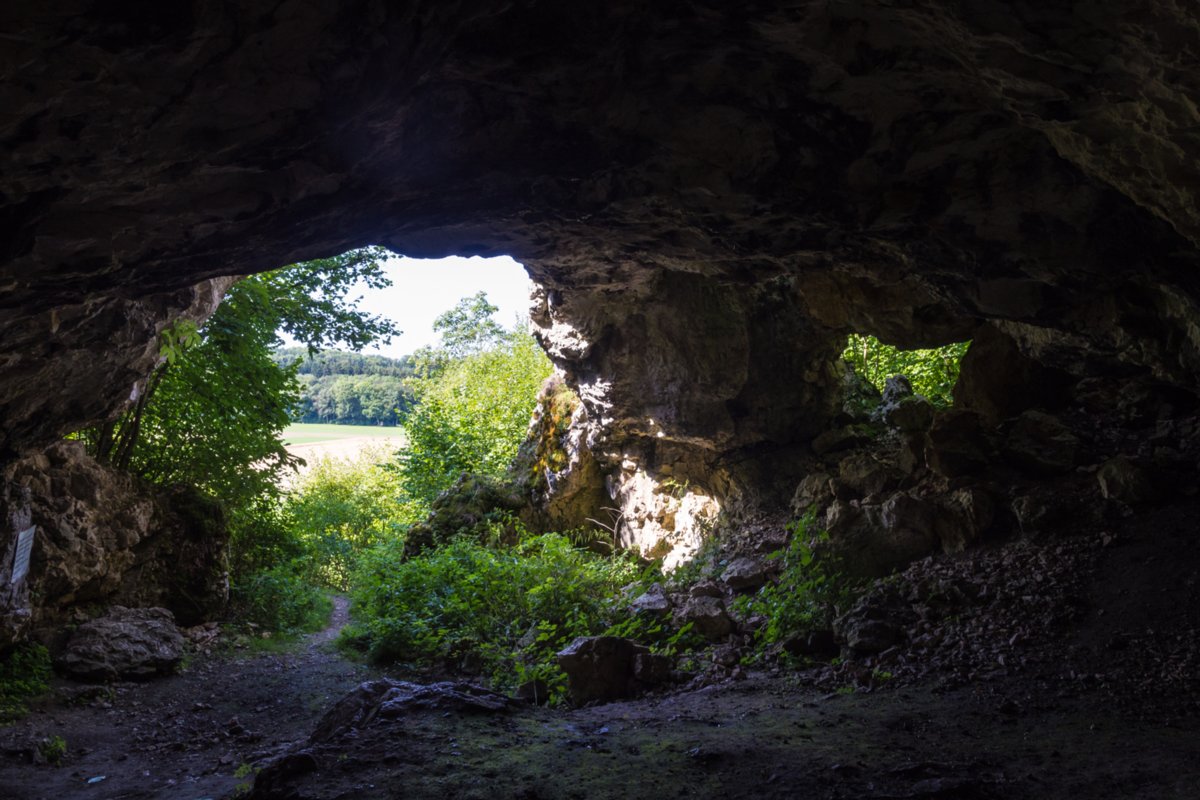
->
[433,290,506,358]
[342,531,640,704]
[158,320,199,365]
[842,334,969,407]
[735,512,860,658]
[396,310,552,513]
[84,247,398,508]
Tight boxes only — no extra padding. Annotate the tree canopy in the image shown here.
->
[82,247,399,502]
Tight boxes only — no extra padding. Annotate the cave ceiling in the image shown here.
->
[2,1,1199,459]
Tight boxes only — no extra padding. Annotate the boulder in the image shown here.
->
[936,487,996,553]
[57,606,184,681]
[1,443,230,647]
[1097,456,1157,505]
[952,325,1072,424]
[721,556,771,592]
[837,453,902,499]
[791,472,835,518]
[812,427,875,458]
[926,410,994,478]
[881,375,915,406]
[556,636,672,705]
[629,582,672,617]
[676,596,735,640]
[1002,410,1080,475]
[840,363,883,422]
[781,629,839,659]
[836,597,905,656]
[311,679,512,743]
[885,395,935,433]
[841,618,901,656]
[825,493,943,578]
[688,580,725,599]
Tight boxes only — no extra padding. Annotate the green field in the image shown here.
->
[283,423,404,446]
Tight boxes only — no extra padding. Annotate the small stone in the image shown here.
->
[1096,456,1156,505]
[629,582,672,617]
[885,395,935,433]
[676,596,735,640]
[721,557,770,591]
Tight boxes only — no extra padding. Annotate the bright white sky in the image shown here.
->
[346,254,533,358]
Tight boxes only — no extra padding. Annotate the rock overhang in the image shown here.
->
[2,0,1199,478]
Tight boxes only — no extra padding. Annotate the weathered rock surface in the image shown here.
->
[721,556,771,592]
[629,582,672,617]
[926,411,995,479]
[556,636,672,705]
[57,606,184,681]
[676,596,735,641]
[1097,456,1157,506]
[0,442,229,646]
[4,2,1200,595]
[310,679,512,744]
[1002,410,1081,475]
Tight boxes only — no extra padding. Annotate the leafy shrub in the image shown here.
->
[230,566,332,635]
[343,530,640,704]
[0,642,52,722]
[397,332,552,511]
[284,446,409,589]
[843,334,969,407]
[735,512,861,656]
[39,735,67,765]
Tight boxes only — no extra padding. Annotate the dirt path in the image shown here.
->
[3,507,1200,799]
[0,596,375,800]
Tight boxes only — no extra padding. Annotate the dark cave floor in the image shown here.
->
[2,504,1199,800]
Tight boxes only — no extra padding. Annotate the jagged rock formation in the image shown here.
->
[0,442,229,646]
[3,4,1200,592]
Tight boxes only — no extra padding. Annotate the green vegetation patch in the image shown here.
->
[843,333,969,407]
[342,530,641,705]
[0,642,53,722]
[229,567,333,636]
[734,512,862,661]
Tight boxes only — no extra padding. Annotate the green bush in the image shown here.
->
[842,334,968,407]
[735,512,860,657]
[284,446,409,589]
[0,642,52,722]
[397,332,552,512]
[230,566,333,635]
[343,530,640,704]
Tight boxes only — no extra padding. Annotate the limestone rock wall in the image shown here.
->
[0,442,229,646]
[2,3,1200,578]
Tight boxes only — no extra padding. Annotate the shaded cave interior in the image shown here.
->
[3,0,1200,656]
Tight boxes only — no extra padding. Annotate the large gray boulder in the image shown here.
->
[556,636,672,705]
[58,606,185,681]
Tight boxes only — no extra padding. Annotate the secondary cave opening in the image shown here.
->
[841,332,971,409]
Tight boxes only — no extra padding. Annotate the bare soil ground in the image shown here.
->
[285,438,402,466]
[0,597,380,800]
[2,503,1199,800]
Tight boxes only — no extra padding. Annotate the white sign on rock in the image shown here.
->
[10,526,34,585]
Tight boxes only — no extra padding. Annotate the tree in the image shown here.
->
[397,328,552,509]
[83,247,400,503]
[432,291,506,358]
[842,333,969,407]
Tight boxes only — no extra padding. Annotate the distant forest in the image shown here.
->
[273,347,417,425]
